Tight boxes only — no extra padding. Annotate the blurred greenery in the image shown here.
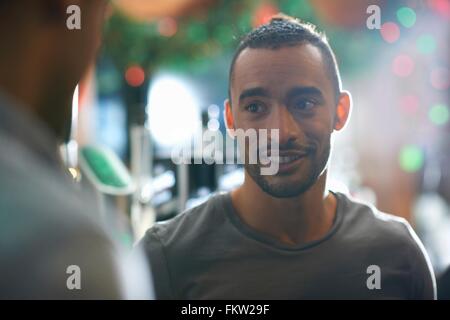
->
[102,0,257,75]
[100,0,383,86]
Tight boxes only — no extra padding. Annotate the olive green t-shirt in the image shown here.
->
[140,192,436,300]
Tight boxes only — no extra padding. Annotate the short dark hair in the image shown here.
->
[228,14,342,104]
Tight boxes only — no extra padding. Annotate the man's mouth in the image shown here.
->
[259,148,311,161]
[255,147,315,175]
[270,154,304,164]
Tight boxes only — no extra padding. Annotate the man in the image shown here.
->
[141,15,436,299]
[0,1,152,299]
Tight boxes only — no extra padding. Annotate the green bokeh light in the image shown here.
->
[429,104,449,126]
[396,7,416,28]
[416,34,437,54]
[399,145,424,172]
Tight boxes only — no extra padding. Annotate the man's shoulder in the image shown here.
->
[0,133,107,244]
[337,192,424,252]
[141,192,228,248]
[338,192,436,299]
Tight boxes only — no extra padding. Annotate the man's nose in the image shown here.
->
[271,104,299,145]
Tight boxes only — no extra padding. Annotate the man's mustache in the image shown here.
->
[258,140,317,156]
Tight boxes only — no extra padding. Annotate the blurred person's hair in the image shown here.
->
[228,13,342,103]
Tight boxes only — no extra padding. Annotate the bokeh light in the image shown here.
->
[400,95,419,114]
[392,54,415,77]
[252,3,279,27]
[380,22,401,43]
[125,65,145,87]
[396,7,417,28]
[207,104,220,118]
[430,67,450,90]
[207,119,220,131]
[158,18,178,37]
[399,145,424,172]
[429,103,449,125]
[416,34,437,54]
[427,0,450,20]
[147,75,200,148]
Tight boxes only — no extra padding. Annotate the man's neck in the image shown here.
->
[231,172,337,246]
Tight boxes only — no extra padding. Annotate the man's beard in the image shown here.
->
[245,140,331,198]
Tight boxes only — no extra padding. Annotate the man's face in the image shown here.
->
[228,44,342,198]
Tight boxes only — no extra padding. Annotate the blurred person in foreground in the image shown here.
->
[0,0,152,299]
[140,15,436,299]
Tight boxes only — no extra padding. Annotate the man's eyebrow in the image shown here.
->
[287,86,325,100]
[239,87,270,101]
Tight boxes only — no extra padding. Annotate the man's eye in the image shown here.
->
[293,99,316,110]
[245,102,265,113]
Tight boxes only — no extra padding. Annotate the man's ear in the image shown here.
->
[334,91,352,131]
[224,99,235,138]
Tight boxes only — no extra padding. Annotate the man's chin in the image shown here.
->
[245,163,319,197]
[260,184,311,198]
[254,175,316,198]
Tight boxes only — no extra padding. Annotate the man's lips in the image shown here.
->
[270,154,306,164]
[257,150,312,173]
[269,153,306,174]
[259,148,314,161]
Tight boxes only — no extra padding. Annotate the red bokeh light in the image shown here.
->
[158,18,178,37]
[392,54,415,77]
[428,0,450,20]
[380,22,400,43]
[252,3,279,27]
[125,65,146,87]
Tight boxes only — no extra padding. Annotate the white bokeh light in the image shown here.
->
[147,75,200,148]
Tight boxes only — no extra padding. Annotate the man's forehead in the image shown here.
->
[235,44,323,71]
[232,44,330,94]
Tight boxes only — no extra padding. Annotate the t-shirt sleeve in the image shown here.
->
[138,227,175,300]
[402,221,437,300]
